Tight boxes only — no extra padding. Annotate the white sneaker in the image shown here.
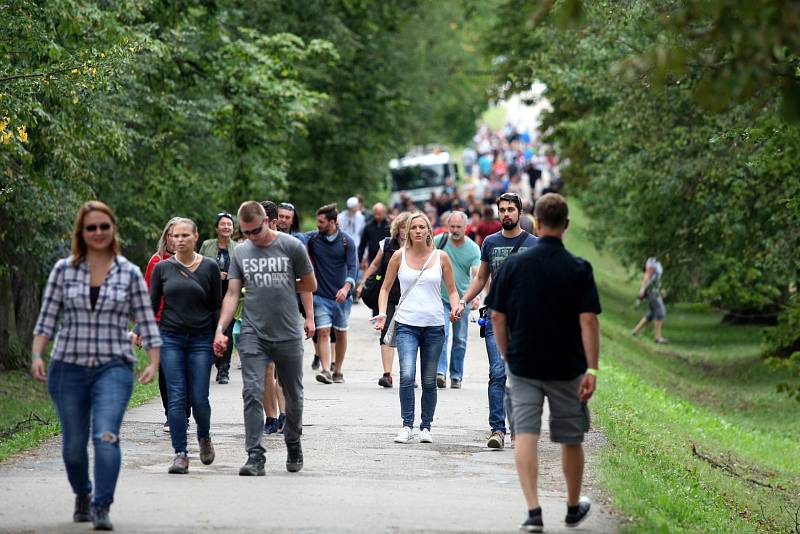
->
[419,428,432,443]
[393,426,413,443]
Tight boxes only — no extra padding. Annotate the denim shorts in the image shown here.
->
[507,372,590,443]
[313,294,352,331]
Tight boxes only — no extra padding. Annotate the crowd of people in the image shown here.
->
[30,130,603,531]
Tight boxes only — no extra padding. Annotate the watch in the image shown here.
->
[458,299,466,305]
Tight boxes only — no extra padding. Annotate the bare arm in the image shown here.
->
[296,271,317,293]
[578,312,599,402]
[299,290,315,339]
[638,266,654,298]
[455,260,490,318]
[214,278,242,355]
[440,254,461,321]
[30,334,49,381]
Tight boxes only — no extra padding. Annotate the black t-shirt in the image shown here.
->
[486,236,601,380]
[149,257,222,336]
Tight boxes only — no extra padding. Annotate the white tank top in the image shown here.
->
[394,249,444,327]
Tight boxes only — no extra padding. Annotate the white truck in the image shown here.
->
[388,149,458,208]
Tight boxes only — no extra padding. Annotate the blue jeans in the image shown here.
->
[484,319,507,434]
[437,302,470,380]
[160,331,214,453]
[48,359,134,508]
[396,323,445,430]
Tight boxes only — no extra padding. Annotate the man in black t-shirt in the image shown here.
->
[486,193,600,531]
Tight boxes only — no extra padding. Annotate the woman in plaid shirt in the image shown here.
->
[31,201,161,531]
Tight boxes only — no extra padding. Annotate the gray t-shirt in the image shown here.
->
[229,233,314,342]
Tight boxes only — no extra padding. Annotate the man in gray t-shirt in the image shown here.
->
[215,201,316,476]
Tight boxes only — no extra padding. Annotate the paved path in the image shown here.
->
[0,303,618,533]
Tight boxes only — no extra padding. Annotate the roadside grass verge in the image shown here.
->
[565,202,800,532]
[0,349,159,462]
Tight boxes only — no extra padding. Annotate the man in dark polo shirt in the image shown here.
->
[486,193,600,532]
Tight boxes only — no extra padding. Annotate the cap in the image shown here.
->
[346,197,359,209]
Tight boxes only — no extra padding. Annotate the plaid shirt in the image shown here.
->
[33,255,162,367]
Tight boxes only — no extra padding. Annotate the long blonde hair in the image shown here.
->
[156,217,182,258]
[404,212,434,250]
[390,211,412,242]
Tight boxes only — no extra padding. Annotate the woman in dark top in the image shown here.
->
[150,218,221,474]
[357,211,411,388]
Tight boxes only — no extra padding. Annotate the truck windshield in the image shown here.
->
[390,164,448,191]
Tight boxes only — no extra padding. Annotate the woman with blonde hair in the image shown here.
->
[31,201,160,530]
[358,211,411,387]
[373,212,460,443]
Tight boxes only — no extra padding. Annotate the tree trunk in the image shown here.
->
[0,270,26,371]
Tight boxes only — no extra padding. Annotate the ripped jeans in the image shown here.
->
[48,359,134,508]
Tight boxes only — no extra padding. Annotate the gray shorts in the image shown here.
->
[646,292,666,321]
[507,372,590,443]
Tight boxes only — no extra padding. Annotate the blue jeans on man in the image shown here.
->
[484,318,507,434]
[396,323,445,430]
[437,301,470,381]
[159,331,214,454]
[48,358,134,508]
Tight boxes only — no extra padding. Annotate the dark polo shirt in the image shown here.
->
[486,236,601,380]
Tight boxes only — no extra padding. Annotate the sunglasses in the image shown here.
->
[84,223,112,233]
[279,202,295,211]
[241,221,265,237]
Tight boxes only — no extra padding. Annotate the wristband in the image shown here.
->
[31,351,42,361]
[216,324,225,333]
[586,368,598,377]
[375,313,387,319]
[458,299,466,305]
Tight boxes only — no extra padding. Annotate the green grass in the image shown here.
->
[564,202,800,532]
[0,349,159,462]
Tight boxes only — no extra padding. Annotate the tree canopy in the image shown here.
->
[0,0,490,369]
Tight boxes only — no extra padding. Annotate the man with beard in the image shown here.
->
[457,192,537,450]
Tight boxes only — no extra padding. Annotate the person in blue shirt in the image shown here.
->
[458,192,537,450]
[306,203,358,384]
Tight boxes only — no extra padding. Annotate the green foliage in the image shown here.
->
[764,294,800,402]
[0,0,490,369]
[565,201,800,532]
[483,0,800,329]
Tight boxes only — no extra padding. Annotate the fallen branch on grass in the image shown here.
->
[691,443,775,490]
[0,412,51,441]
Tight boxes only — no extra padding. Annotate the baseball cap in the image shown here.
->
[346,196,359,209]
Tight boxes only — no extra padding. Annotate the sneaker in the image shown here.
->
[450,378,461,389]
[215,369,221,383]
[436,374,446,388]
[311,355,321,370]
[419,428,433,443]
[218,372,229,385]
[198,436,215,465]
[277,413,286,434]
[237,358,242,369]
[487,431,505,449]
[91,506,113,531]
[316,369,333,384]
[332,372,345,383]
[73,493,91,523]
[263,417,280,435]
[393,426,413,443]
[378,373,393,388]
[286,440,303,472]
[655,337,669,344]
[162,420,170,433]
[239,450,266,476]
[520,508,544,532]
[168,452,189,474]
[330,362,336,373]
[564,497,591,527]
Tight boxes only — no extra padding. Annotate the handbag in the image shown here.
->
[383,250,437,348]
[361,237,393,311]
